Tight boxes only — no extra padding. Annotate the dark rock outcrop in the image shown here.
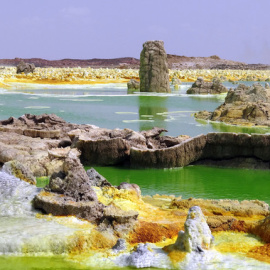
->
[139,41,170,93]
[186,77,228,94]
[0,114,189,170]
[16,61,35,74]
[201,132,270,161]
[127,79,140,90]
[0,113,82,139]
[49,149,98,201]
[33,150,140,227]
[195,83,270,126]
[33,149,105,222]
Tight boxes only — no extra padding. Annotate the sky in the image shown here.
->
[1,0,270,64]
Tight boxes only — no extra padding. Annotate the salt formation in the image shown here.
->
[116,243,170,268]
[0,171,38,216]
[174,206,214,252]
[111,238,127,253]
[125,244,156,268]
[139,40,170,92]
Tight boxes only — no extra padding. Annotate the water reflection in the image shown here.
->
[137,96,168,131]
[196,119,270,134]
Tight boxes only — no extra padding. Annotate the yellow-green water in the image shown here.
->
[0,256,88,270]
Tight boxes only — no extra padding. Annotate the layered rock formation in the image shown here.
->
[0,113,90,176]
[4,113,270,171]
[130,134,206,168]
[195,83,270,126]
[186,77,228,94]
[139,40,170,92]
[69,127,188,166]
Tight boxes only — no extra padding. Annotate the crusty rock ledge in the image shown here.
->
[2,114,270,171]
[130,132,270,168]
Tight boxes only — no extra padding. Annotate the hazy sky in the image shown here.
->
[1,0,270,64]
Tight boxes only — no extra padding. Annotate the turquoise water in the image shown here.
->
[1,82,270,137]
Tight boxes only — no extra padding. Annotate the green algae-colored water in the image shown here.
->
[38,165,270,204]
[0,256,136,270]
[0,256,153,270]
[89,165,270,204]
[0,256,88,270]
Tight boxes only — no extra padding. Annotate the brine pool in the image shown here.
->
[1,82,270,270]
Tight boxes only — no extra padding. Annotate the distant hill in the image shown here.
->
[0,55,269,70]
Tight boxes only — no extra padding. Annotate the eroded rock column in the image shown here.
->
[139,40,170,93]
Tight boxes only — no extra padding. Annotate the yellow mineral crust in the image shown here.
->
[167,250,188,265]
[93,186,144,211]
[247,244,270,264]
[69,230,117,253]
[32,187,270,266]
[95,186,185,224]
[169,197,269,231]
[1,67,270,89]
[213,231,264,254]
